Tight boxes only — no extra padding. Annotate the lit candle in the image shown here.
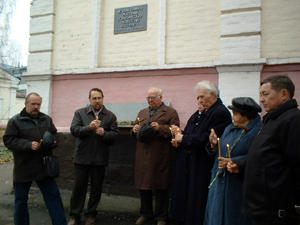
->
[169,127,174,138]
[175,128,180,148]
[218,138,221,157]
[227,144,232,172]
[169,127,177,147]
[137,117,140,126]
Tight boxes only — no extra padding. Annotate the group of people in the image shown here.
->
[3,88,119,225]
[3,75,300,225]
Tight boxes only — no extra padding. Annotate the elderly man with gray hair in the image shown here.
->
[131,87,180,225]
[170,81,232,225]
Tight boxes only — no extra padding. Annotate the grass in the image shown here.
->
[0,150,13,163]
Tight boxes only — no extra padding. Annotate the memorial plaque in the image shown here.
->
[114,4,147,34]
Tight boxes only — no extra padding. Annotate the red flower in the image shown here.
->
[242,127,249,132]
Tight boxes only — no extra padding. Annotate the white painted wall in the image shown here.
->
[165,1,220,63]
[26,0,300,75]
[261,0,300,59]
[0,69,19,125]
[217,66,262,108]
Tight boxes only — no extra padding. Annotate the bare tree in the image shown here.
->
[0,0,22,66]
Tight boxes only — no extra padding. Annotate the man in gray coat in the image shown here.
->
[68,88,119,225]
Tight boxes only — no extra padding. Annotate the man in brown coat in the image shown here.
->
[131,87,180,225]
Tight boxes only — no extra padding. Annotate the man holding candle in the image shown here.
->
[170,81,231,225]
[68,88,119,225]
[3,92,67,225]
[231,75,300,225]
[131,87,180,225]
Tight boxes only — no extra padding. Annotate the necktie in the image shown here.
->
[150,109,157,118]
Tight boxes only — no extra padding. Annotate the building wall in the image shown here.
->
[261,0,300,60]
[52,68,218,130]
[50,0,221,69]
[99,0,159,67]
[165,1,220,64]
[24,0,300,131]
[52,0,93,70]
[15,98,25,115]
[0,70,19,125]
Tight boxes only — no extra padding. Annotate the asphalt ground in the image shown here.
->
[0,162,179,225]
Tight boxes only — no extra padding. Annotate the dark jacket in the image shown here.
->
[3,108,58,182]
[242,99,300,224]
[170,98,232,225]
[70,104,119,165]
[204,114,261,225]
[131,103,180,190]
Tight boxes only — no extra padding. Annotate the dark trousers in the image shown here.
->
[14,179,67,225]
[139,189,169,222]
[69,164,106,219]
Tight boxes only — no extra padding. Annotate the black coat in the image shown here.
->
[242,99,300,224]
[170,98,232,225]
[70,104,119,165]
[3,108,58,182]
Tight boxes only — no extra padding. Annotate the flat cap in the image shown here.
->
[137,122,155,143]
[228,97,262,114]
[42,131,55,150]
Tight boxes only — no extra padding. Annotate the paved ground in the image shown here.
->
[0,162,179,225]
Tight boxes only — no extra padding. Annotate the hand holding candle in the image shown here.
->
[170,127,180,147]
[227,144,232,172]
[169,127,174,138]
[175,128,180,147]
[37,139,42,152]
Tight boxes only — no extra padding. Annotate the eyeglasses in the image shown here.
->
[146,96,159,100]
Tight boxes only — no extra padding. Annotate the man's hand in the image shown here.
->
[90,120,101,130]
[95,127,105,136]
[31,141,41,151]
[132,124,140,134]
[209,129,218,148]
[170,125,181,135]
[150,122,160,131]
[174,133,183,143]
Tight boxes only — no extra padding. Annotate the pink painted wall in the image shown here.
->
[52,68,218,131]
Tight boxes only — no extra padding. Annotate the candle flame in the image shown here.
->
[137,117,140,126]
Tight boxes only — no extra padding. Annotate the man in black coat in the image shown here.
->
[240,75,300,225]
[170,81,232,225]
[68,88,119,225]
[3,92,67,225]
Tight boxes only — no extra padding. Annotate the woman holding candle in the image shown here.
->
[204,97,262,225]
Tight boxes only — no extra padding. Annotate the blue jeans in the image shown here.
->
[14,179,67,225]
